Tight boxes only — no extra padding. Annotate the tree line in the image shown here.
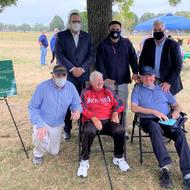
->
[1,10,189,32]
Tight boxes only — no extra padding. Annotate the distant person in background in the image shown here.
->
[50,28,59,64]
[55,10,95,139]
[28,65,82,165]
[38,30,48,65]
[187,38,190,49]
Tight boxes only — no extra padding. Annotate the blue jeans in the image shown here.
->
[40,46,47,65]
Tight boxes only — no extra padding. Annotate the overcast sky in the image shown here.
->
[0,0,189,25]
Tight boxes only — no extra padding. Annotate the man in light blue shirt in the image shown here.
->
[28,65,82,164]
[131,66,190,189]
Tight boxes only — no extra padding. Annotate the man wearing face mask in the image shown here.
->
[28,65,82,165]
[55,11,95,139]
[139,20,183,95]
[95,20,139,137]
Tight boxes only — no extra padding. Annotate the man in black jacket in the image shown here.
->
[139,20,183,95]
[55,11,95,139]
[95,20,139,136]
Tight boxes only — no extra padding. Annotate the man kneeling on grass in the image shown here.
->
[77,71,130,177]
[131,66,190,189]
[28,65,82,165]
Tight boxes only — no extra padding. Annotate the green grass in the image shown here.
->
[0,32,190,190]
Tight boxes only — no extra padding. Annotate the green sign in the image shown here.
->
[0,60,17,98]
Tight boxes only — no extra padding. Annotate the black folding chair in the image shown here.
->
[130,112,188,164]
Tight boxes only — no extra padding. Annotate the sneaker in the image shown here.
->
[63,131,70,140]
[77,160,89,177]
[125,132,129,140]
[159,168,173,189]
[113,157,130,171]
[183,178,190,190]
[32,156,43,165]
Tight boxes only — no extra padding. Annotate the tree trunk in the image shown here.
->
[87,0,112,48]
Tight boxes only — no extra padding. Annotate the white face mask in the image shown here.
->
[71,23,81,32]
[53,78,66,88]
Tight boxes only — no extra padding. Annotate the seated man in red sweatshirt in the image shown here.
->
[77,71,130,177]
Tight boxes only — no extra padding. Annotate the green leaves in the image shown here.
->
[168,0,181,6]
[0,0,17,13]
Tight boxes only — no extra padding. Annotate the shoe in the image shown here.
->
[63,131,70,140]
[32,156,43,165]
[77,160,89,177]
[125,132,129,140]
[113,157,130,171]
[183,178,190,190]
[159,168,173,189]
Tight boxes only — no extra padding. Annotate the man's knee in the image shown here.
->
[83,122,97,137]
[49,149,59,156]
[147,121,162,135]
[113,124,125,136]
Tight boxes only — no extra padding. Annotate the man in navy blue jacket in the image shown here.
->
[95,21,139,136]
[139,20,183,95]
[55,11,95,139]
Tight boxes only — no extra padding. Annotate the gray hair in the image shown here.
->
[153,20,166,30]
[68,10,80,23]
[89,71,103,82]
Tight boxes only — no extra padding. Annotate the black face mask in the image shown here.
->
[153,31,165,40]
[109,31,121,39]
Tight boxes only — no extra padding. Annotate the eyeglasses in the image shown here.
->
[71,20,81,24]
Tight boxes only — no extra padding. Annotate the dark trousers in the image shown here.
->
[140,118,190,176]
[81,120,125,160]
[64,78,84,134]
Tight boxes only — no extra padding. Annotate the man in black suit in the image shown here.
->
[55,11,95,139]
[139,20,183,95]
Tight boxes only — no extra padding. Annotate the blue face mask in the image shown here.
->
[53,78,66,88]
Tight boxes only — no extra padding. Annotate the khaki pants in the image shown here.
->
[32,124,63,157]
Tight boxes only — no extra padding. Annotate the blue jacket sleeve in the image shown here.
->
[80,35,95,72]
[69,84,83,113]
[28,85,46,128]
[95,43,108,79]
[54,35,74,70]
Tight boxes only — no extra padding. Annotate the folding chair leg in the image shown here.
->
[130,122,135,143]
[139,126,143,164]
[124,134,127,161]
[78,123,82,163]
[97,134,114,190]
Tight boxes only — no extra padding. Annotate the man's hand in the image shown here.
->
[104,79,115,85]
[91,117,102,130]
[132,74,140,83]
[152,110,168,121]
[171,110,180,119]
[36,127,48,140]
[71,110,81,120]
[160,82,171,93]
[111,112,119,123]
[72,67,83,77]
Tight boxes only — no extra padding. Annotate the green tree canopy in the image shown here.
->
[0,0,17,12]
[140,12,156,22]
[49,15,65,31]
[80,11,88,32]
[175,11,190,18]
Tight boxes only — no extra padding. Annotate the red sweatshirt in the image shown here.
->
[81,86,124,122]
